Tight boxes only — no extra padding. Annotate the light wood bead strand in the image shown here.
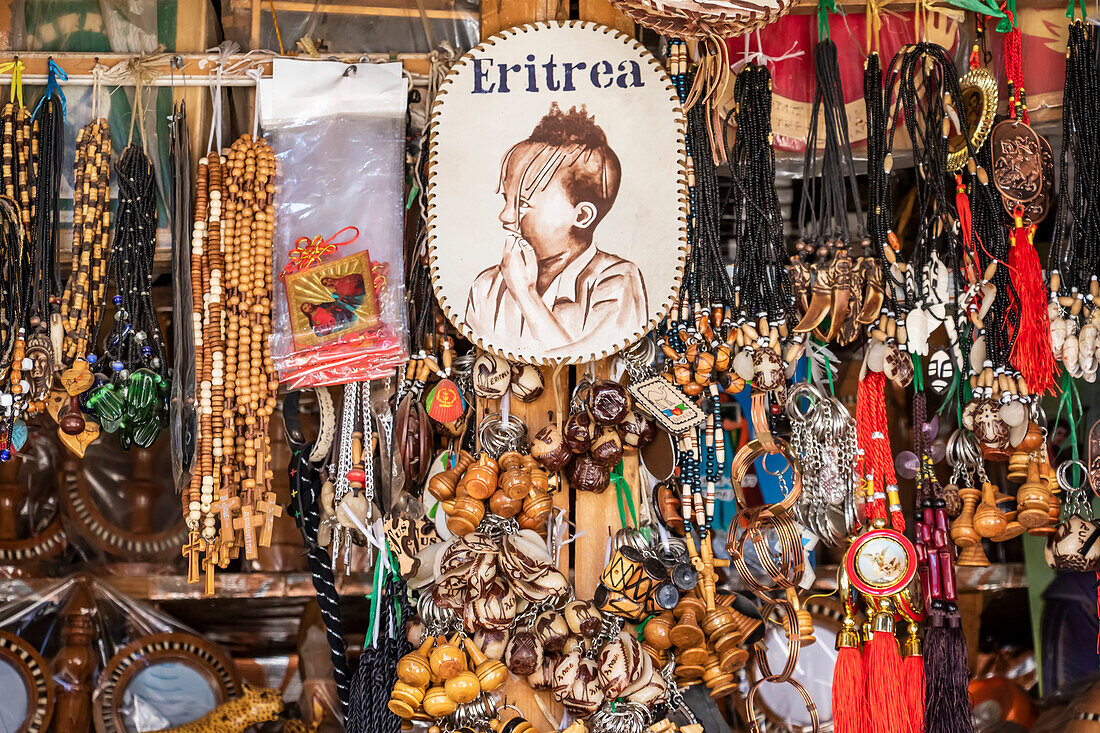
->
[60,119,112,365]
[220,134,278,549]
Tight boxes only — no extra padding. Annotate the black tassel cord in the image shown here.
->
[346,577,411,733]
[290,445,352,719]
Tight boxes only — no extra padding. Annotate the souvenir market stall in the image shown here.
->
[0,0,1095,730]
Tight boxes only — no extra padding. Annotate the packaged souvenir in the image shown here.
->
[261,59,409,387]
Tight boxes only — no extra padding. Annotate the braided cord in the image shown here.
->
[292,448,352,718]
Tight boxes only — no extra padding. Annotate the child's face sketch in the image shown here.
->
[497,143,595,260]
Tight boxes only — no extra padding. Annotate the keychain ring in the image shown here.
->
[784,382,822,423]
[1057,458,1088,493]
[731,439,803,515]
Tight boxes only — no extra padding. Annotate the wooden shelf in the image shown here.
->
[0,571,372,603]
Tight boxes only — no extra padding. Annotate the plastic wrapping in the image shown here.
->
[261,59,409,388]
[0,427,67,576]
[223,0,478,55]
[59,438,187,568]
[0,575,232,733]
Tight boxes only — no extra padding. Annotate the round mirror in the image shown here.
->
[0,631,53,733]
[94,633,239,733]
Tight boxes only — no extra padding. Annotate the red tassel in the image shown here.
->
[866,629,907,733]
[1008,217,1058,395]
[903,652,925,733]
[955,175,972,249]
[833,645,868,733]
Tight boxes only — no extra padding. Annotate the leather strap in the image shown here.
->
[282,387,337,465]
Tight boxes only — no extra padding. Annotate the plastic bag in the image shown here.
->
[260,59,409,389]
[0,574,232,733]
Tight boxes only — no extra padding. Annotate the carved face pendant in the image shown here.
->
[927,348,954,396]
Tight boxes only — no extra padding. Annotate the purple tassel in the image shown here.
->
[924,608,974,733]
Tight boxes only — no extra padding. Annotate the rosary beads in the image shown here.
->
[185,135,278,593]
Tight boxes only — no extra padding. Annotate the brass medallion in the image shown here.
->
[991,120,1044,205]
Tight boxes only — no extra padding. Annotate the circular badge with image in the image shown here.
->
[845,528,917,598]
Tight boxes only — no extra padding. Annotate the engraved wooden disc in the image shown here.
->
[1088,419,1100,494]
[991,120,1044,205]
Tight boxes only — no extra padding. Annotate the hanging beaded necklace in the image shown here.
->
[85,144,168,450]
[792,37,874,351]
[1049,20,1100,381]
[186,149,227,586]
[726,63,803,398]
[0,75,40,460]
[221,134,279,565]
[60,119,112,369]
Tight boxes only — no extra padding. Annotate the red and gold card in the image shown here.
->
[285,250,380,349]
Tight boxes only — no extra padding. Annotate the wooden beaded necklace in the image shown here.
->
[221,133,278,564]
[185,134,278,592]
[187,149,226,583]
[0,81,40,461]
[60,119,112,368]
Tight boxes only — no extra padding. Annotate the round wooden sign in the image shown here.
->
[427,21,688,365]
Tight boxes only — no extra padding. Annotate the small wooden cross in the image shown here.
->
[255,491,283,548]
[233,503,264,560]
[212,490,240,542]
[202,545,217,597]
[182,531,202,584]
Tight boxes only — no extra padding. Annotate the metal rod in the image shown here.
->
[0,74,260,87]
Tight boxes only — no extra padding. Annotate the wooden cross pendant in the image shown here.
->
[233,503,264,560]
[202,545,217,597]
[183,530,202,584]
[255,491,283,548]
[212,490,241,543]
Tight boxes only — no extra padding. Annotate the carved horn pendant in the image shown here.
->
[794,281,833,334]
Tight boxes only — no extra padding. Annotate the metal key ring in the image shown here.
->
[785,382,823,424]
[1057,459,1088,493]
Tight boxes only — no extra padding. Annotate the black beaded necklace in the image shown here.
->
[87,145,169,449]
[1050,21,1100,316]
[798,38,865,257]
[27,94,61,333]
[727,63,795,333]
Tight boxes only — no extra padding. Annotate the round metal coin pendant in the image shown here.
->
[991,120,1044,205]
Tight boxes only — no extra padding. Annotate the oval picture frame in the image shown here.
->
[93,633,241,733]
[0,630,53,733]
[426,21,688,365]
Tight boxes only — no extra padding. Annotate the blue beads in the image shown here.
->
[141,346,152,356]
[113,295,123,305]
[1,450,12,462]
[110,360,124,372]
[86,353,97,364]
